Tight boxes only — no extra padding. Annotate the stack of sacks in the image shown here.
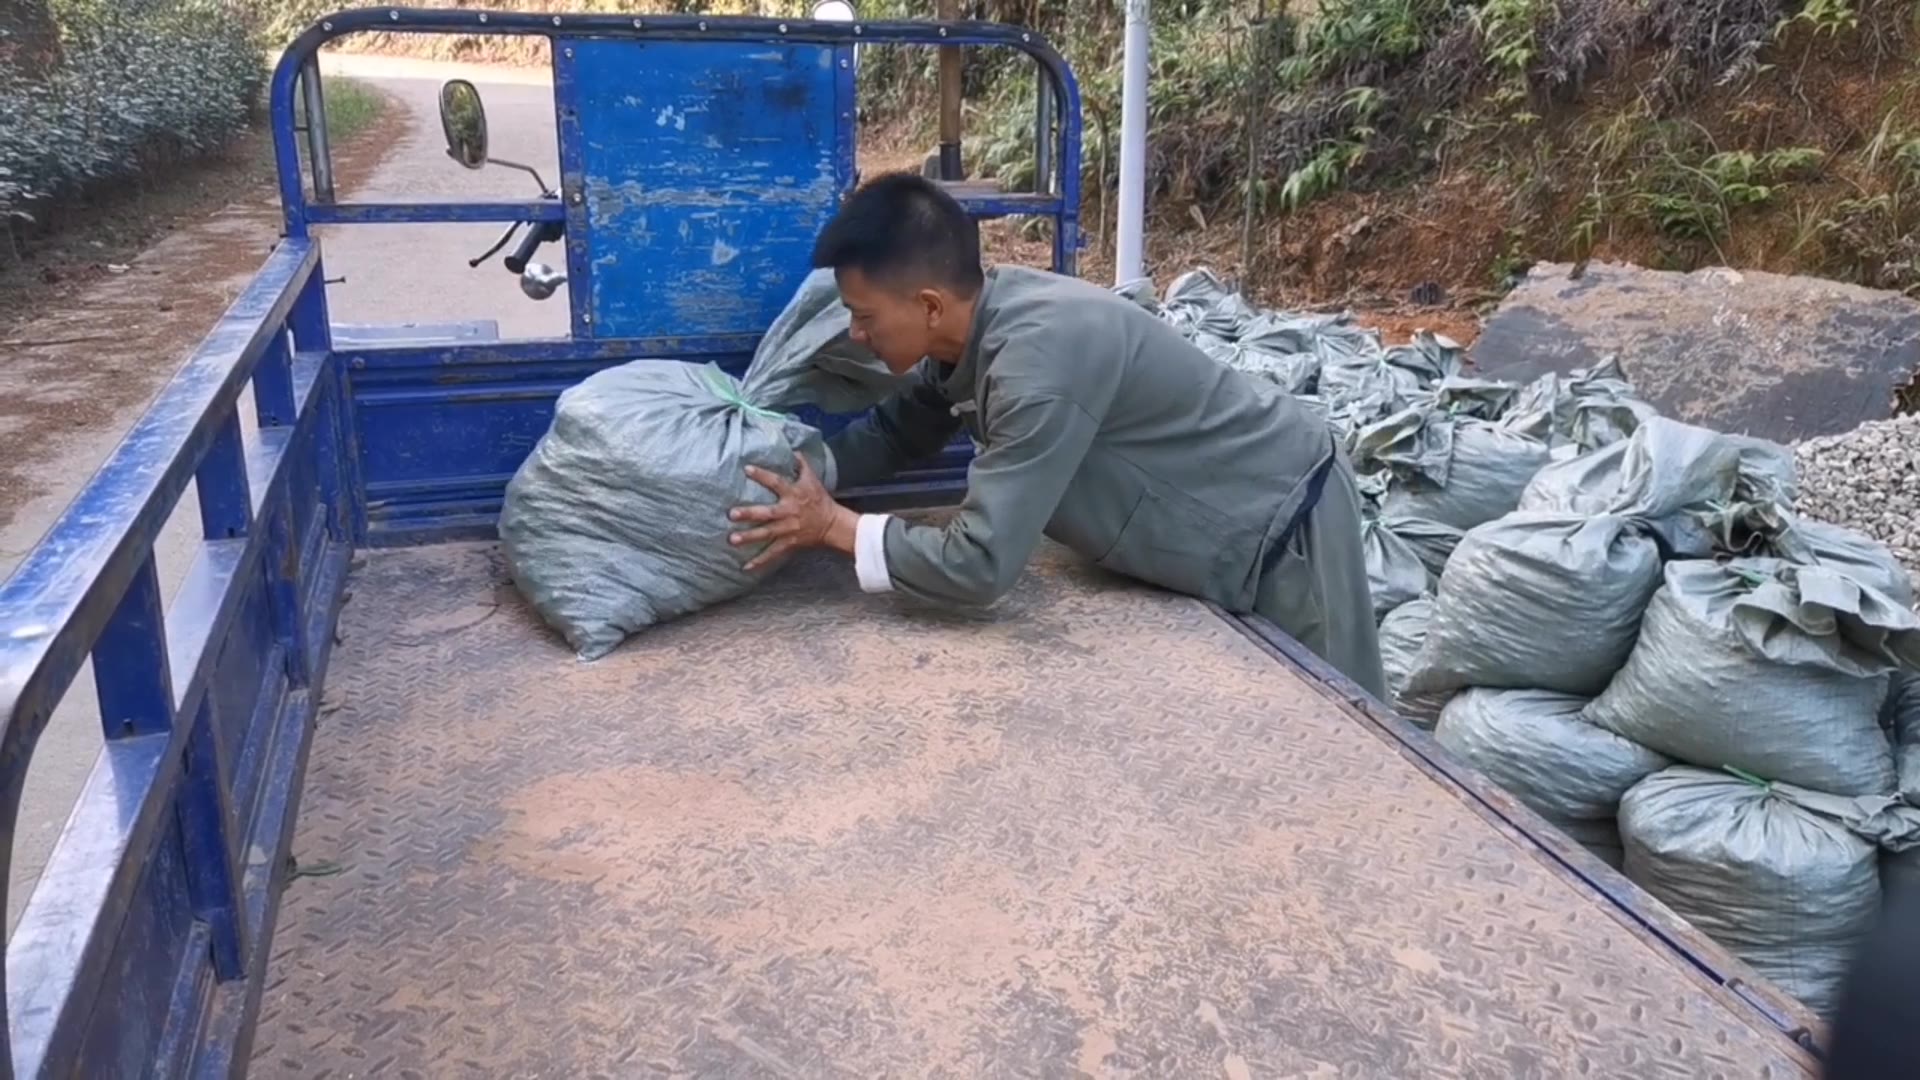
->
[1148,266,1920,1020]
[1595,556,1920,1018]
[1404,418,1796,699]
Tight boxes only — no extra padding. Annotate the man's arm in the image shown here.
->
[858,387,1100,606]
[827,360,962,490]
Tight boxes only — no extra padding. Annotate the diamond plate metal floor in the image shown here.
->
[253,542,1816,1078]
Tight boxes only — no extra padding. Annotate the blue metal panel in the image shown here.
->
[268,15,1083,250]
[69,816,198,1080]
[176,699,244,979]
[208,583,278,826]
[253,330,296,427]
[195,416,251,541]
[286,412,320,556]
[91,556,174,740]
[306,201,566,226]
[561,38,848,340]
[6,734,178,1072]
[356,381,597,494]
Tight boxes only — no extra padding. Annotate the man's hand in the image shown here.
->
[728,453,859,572]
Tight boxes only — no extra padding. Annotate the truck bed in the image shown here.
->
[251,540,1816,1077]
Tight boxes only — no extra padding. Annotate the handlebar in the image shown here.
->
[505,221,564,275]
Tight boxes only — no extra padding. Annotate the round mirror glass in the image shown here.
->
[810,1,856,21]
[439,79,489,169]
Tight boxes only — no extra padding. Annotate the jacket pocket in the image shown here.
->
[1095,487,1255,604]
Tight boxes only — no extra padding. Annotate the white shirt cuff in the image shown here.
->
[854,513,895,594]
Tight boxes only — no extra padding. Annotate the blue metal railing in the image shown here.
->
[0,239,356,1078]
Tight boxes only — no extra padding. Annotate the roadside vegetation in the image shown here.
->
[1,0,388,278]
[0,1,262,263]
[919,0,1920,298]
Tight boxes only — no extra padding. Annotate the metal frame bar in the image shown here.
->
[1217,608,1827,1060]
[1034,60,1054,197]
[267,9,1083,276]
[300,58,336,203]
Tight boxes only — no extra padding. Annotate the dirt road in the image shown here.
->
[1,53,564,924]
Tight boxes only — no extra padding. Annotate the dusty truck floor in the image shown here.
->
[253,542,1814,1078]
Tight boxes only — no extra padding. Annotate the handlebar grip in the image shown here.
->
[504,224,550,275]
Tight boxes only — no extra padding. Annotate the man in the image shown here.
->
[727,173,1384,697]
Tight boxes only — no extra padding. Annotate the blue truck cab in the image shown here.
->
[0,9,1832,1077]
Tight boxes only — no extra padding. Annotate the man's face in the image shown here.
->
[836,267,944,374]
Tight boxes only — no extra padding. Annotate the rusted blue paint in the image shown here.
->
[561,37,849,339]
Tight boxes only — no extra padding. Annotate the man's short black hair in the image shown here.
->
[812,172,985,296]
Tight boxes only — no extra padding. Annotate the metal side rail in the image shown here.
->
[1220,611,1826,1060]
[253,541,1820,1077]
[0,238,356,1079]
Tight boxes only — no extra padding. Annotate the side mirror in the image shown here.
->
[810,1,856,18]
[439,79,489,170]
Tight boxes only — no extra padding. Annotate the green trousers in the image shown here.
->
[1252,453,1388,700]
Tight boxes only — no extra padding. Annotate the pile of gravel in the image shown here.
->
[1794,413,1920,591]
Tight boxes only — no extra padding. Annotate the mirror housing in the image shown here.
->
[520,262,567,301]
[810,1,855,20]
[438,79,489,169]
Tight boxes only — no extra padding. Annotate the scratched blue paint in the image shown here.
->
[90,556,174,741]
[68,814,197,1079]
[551,39,595,340]
[177,698,245,979]
[194,415,251,541]
[566,38,847,339]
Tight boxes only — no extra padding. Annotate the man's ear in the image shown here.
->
[917,287,946,327]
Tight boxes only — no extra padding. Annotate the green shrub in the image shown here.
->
[0,0,264,230]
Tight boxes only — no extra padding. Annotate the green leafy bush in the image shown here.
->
[0,0,263,233]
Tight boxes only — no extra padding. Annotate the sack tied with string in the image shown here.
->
[1619,765,1920,1017]
[499,270,903,660]
[1585,558,1919,796]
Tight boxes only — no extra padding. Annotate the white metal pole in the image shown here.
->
[1115,0,1150,285]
